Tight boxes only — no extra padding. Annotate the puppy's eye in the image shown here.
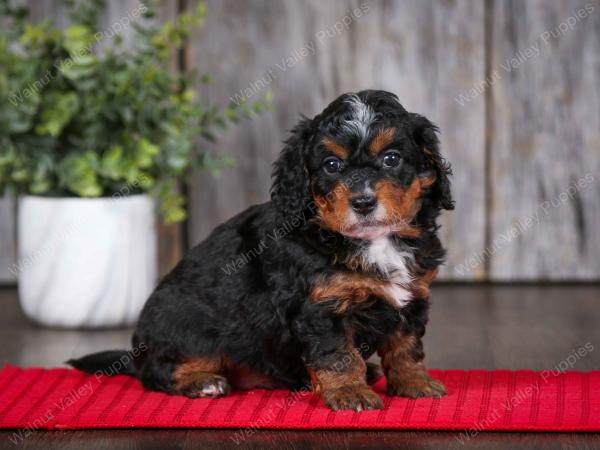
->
[382,150,402,168]
[323,157,343,174]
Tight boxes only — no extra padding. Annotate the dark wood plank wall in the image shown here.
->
[1,0,599,282]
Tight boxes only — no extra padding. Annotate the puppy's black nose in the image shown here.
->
[351,195,377,215]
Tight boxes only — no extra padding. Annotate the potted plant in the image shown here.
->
[0,0,268,327]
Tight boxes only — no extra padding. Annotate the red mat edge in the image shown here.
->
[1,364,599,433]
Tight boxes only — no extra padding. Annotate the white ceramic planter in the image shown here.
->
[17,195,157,328]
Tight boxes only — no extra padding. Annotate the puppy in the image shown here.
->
[69,90,454,411]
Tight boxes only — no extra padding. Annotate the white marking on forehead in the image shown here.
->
[341,94,376,140]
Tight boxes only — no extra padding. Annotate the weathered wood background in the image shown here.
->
[488,0,600,280]
[1,0,598,283]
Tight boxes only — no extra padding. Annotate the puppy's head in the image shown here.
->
[271,90,453,240]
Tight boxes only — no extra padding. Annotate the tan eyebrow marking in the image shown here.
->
[323,137,349,160]
[370,127,396,155]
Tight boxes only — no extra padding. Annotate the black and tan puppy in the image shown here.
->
[69,90,454,411]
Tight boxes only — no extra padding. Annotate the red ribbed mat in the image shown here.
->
[0,365,598,432]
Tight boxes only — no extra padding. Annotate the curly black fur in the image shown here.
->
[68,90,453,406]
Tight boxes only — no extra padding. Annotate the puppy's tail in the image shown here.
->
[66,350,137,377]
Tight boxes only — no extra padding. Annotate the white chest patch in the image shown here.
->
[363,237,415,308]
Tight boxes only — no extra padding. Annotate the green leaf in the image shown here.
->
[1,106,35,133]
[135,138,159,168]
[11,167,30,183]
[35,92,80,137]
[165,205,186,223]
[58,54,98,80]
[137,172,155,190]
[59,152,102,197]
[0,146,15,169]
[100,145,127,180]
[10,152,30,184]
[158,180,187,223]
[29,157,54,194]
[20,22,60,49]
[125,165,142,185]
[63,25,96,55]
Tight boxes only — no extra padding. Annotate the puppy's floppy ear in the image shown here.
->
[411,113,454,210]
[271,118,313,218]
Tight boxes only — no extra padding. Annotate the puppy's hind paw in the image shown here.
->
[175,373,231,399]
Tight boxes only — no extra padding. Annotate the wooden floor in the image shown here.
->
[0,284,599,449]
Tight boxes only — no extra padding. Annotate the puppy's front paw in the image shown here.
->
[322,385,384,411]
[388,374,447,399]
